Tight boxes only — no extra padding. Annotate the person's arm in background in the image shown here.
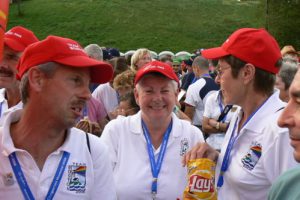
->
[174,100,192,122]
[202,92,229,135]
[184,104,195,121]
[202,117,229,134]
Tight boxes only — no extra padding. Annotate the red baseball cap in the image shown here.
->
[134,60,179,86]
[4,26,39,52]
[201,28,281,74]
[17,35,113,84]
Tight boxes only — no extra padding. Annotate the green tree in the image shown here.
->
[265,0,300,49]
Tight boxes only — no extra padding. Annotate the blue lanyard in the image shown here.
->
[0,101,3,117]
[217,92,226,122]
[192,77,198,83]
[9,151,70,200]
[202,73,210,78]
[82,105,88,117]
[216,118,239,188]
[217,97,270,189]
[142,120,172,198]
[116,91,120,104]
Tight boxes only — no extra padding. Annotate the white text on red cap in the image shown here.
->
[67,43,84,52]
[143,65,165,72]
[6,31,22,38]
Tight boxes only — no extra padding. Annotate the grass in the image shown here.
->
[7,0,265,53]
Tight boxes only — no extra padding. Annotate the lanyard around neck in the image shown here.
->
[9,151,70,200]
[142,120,172,199]
[0,101,3,117]
[217,92,225,122]
[202,73,210,78]
[82,105,88,117]
[217,93,232,123]
[217,96,270,189]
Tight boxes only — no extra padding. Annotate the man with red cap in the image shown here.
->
[0,35,116,199]
[183,28,298,200]
[101,60,204,199]
[0,26,38,126]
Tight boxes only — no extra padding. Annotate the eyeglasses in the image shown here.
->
[215,66,231,77]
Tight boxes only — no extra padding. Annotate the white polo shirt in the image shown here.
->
[203,91,237,150]
[0,88,23,126]
[101,112,204,200]
[0,109,117,200]
[184,78,215,126]
[92,83,118,114]
[215,90,298,200]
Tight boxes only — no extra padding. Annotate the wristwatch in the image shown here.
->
[216,122,220,130]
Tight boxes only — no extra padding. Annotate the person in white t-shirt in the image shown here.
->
[202,68,238,151]
[184,56,219,129]
[183,28,298,200]
[0,36,116,199]
[0,26,39,126]
[92,57,128,119]
[101,61,204,200]
[202,90,237,151]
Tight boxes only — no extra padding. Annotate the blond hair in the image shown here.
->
[130,48,151,72]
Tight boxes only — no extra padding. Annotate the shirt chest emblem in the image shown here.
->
[2,172,14,186]
[241,141,262,170]
[180,138,189,156]
[67,163,87,193]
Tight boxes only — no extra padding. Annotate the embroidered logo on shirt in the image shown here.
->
[231,106,238,112]
[67,163,87,193]
[241,142,262,170]
[2,172,14,186]
[180,138,189,156]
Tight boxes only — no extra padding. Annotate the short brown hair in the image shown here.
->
[223,55,280,95]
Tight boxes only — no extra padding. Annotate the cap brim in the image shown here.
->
[201,47,229,59]
[4,38,26,52]
[55,56,113,84]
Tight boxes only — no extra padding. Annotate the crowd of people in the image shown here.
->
[0,24,299,200]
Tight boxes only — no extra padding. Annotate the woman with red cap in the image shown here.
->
[183,28,298,200]
[101,60,204,199]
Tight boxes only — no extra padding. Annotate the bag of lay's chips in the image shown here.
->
[183,158,217,200]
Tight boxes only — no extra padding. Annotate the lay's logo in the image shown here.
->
[189,174,215,193]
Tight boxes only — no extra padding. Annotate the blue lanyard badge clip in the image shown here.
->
[142,120,172,198]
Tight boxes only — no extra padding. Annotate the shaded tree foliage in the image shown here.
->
[265,0,300,49]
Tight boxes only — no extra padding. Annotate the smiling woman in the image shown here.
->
[101,60,205,199]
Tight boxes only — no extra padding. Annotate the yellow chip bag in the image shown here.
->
[183,158,217,200]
